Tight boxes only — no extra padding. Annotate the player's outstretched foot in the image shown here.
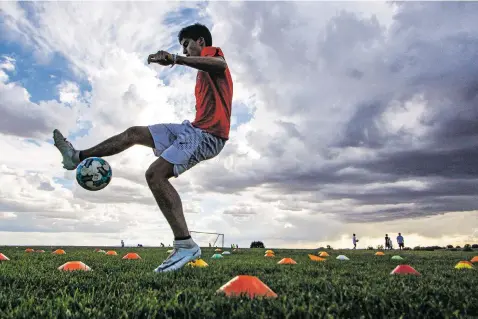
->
[53,129,80,170]
[154,244,201,273]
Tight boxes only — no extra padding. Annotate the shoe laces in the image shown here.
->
[62,137,74,149]
[164,249,178,261]
[54,135,73,148]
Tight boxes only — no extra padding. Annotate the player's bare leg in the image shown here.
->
[145,158,189,238]
[146,157,200,272]
[52,126,154,170]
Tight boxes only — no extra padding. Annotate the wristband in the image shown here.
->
[170,53,178,68]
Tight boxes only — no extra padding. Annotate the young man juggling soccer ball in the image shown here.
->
[53,23,233,272]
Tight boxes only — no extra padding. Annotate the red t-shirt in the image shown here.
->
[191,46,233,140]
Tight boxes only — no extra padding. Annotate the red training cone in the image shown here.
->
[390,265,421,275]
[217,275,278,299]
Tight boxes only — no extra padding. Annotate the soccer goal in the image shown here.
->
[189,230,224,248]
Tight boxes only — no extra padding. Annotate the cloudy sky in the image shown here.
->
[1,1,477,249]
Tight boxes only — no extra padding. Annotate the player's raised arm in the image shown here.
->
[148,50,227,73]
[175,54,226,74]
[148,50,227,74]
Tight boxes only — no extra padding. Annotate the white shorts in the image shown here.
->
[148,120,226,177]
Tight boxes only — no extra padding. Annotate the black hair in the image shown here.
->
[178,23,212,46]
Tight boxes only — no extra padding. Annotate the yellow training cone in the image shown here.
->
[188,259,208,267]
[455,261,473,269]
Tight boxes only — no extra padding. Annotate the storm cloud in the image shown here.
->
[197,1,478,224]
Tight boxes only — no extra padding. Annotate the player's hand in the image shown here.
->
[148,50,173,66]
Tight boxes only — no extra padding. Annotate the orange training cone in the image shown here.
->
[264,252,275,257]
[106,251,118,256]
[0,253,10,261]
[390,265,421,275]
[58,261,91,271]
[25,248,34,253]
[53,249,66,255]
[375,251,385,256]
[471,256,478,263]
[217,275,277,299]
[122,252,141,260]
[319,251,329,257]
[278,258,297,264]
[308,254,325,262]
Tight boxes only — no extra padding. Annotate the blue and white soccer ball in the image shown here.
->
[76,157,112,191]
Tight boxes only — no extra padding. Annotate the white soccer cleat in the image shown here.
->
[154,245,201,273]
[53,129,80,170]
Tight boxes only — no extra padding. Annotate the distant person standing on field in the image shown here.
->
[352,234,358,249]
[397,233,404,250]
[385,234,391,250]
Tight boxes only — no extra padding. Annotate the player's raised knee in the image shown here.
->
[124,126,142,139]
[124,126,154,148]
[145,159,174,183]
[145,167,157,184]
[144,169,168,184]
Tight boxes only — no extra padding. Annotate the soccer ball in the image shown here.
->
[76,157,112,191]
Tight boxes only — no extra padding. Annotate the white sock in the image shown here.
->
[173,238,196,249]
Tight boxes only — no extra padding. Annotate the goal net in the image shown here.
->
[189,230,224,248]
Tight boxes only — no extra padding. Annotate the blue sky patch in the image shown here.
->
[1,2,91,105]
[69,120,93,141]
[0,41,91,105]
[231,101,255,130]
[53,177,75,190]
[24,138,41,147]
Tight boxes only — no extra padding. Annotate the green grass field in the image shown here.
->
[0,247,477,318]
